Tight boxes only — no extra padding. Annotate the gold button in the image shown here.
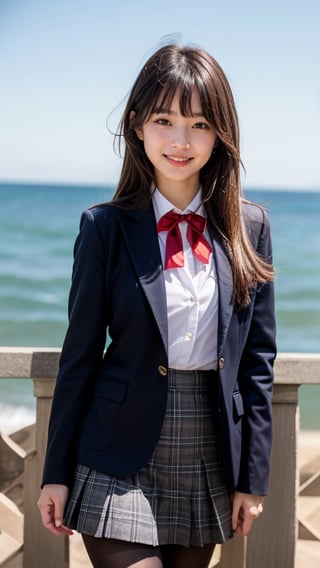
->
[158,365,168,376]
[218,357,225,370]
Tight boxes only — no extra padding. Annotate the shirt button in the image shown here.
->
[218,357,225,370]
[157,365,168,376]
[185,332,193,339]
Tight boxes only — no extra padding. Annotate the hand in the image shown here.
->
[232,491,263,535]
[37,484,73,536]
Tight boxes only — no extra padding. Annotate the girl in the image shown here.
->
[38,43,276,568]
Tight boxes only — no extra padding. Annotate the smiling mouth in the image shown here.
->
[164,155,193,163]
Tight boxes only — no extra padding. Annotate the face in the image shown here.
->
[135,89,217,207]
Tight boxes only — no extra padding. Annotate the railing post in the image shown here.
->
[23,377,69,568]
[246,383,299,568]
[218,535,246,567]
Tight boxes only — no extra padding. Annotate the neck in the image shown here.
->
[156,183,200,211]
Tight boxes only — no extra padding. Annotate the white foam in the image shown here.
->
[0,404,36,435]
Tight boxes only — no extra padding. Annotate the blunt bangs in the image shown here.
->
[131,49,216,127]
[151,78,214,125]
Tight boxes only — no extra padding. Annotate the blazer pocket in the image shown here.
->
[78,378,128,450]
[233,391,244,422]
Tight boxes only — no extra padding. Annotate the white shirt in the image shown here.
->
[152,188,218,370]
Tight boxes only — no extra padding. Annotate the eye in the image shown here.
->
[155,118,171,126]
[193,121,210,130]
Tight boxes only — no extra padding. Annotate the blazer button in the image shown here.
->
[218,357,225,370]
[158,365,168,376]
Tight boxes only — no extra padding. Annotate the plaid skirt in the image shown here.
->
[63,369,233,547]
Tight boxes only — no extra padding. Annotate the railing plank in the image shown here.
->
[0,347,60,379]
[0,492,23,543]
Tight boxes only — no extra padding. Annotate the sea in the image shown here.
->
[0,182,319,433]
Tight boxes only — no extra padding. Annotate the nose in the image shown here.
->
[171,128,191,150]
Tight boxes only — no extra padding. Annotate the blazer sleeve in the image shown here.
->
[237,208,277,495]
[42,209,108,487]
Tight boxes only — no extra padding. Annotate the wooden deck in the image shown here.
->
[0,349,319,567]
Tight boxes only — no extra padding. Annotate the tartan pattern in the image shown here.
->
[64,369,233,546]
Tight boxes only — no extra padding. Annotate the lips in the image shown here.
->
[164,154,193,163]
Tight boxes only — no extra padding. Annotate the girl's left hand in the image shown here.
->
[37,484,73,536]
[232,491,263,535]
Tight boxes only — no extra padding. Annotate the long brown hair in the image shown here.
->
[113,43,274,306]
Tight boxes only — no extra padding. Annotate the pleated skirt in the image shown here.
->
[63,369,233,547]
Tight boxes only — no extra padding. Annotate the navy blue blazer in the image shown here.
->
[42,200,276,496]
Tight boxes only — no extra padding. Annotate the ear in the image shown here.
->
[135,126,144,141]
[129,110,144,141]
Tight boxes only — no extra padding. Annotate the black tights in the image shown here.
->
[82,535,215,568]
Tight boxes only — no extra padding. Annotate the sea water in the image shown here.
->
[0,183,319,431]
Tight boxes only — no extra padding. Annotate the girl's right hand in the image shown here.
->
[37,484,73,536]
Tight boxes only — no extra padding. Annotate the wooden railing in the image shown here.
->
[0,348,319,568]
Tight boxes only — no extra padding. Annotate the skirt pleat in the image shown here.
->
[64,369,233,546]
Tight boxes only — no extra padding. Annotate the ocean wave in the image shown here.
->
[0,403,36,435]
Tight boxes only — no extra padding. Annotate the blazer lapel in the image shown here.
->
[119,205,234,359]
[118,203,168,354]
[212,232,234,357]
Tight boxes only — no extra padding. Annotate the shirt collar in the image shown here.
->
[152,187,205,223]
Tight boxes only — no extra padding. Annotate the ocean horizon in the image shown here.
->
[0,182,319,432]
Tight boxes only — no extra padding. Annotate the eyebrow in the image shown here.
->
[153,107,206,118]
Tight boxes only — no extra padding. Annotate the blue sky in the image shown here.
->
[0,0,319,189]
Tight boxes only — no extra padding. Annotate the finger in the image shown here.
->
[52,498,65,529]
[233,509,245,534]
[44,522,73,536]
[232,500,241,531]
[242,510,256,535]
[37,500,56,530]
[242,519,254,535]
[249,504,262,520]
[240,505,262,535]
[44,521,64,536]
[41,510,73,536]
[60,524,74,536]
[42,509,65,536]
